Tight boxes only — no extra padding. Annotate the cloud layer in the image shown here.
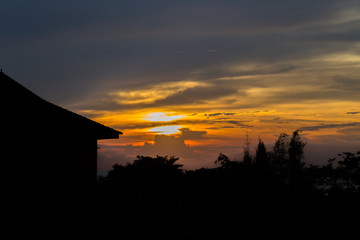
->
[2,0,360,107]
[1,0,359,171]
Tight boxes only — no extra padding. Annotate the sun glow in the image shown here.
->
[148,125,183,135]
[145,112,185,122]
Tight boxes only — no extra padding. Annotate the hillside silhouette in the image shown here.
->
[97,130,360,239]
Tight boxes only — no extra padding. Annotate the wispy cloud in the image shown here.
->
[2,0,360,170]
[109,81,208,105]
[302,122,360,131]
[112,117,250,131]
[205,112,236,117]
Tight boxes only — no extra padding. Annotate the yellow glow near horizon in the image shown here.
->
[148,125,183,135]
[144,112,185,122]
[88,51,360,163]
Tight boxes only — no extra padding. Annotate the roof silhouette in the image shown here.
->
[0,71,121,139]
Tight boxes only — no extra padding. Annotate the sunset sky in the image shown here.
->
[1,0,359,174]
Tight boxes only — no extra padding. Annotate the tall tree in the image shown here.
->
[271,133,289,173]
[288,130,306,171]
[243,132,252,167]
[255,138,269,169]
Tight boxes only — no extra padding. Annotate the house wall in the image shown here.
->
[1,135,97,239]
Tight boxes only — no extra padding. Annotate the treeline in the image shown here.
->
[97,130,359,239]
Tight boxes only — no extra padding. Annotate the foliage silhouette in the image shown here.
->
[242,132,252,167]
[270,132,288,175]
[288,129,306,171]
[255,138,269,169]
[97,131,359,239]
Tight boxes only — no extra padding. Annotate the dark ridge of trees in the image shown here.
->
[97,130,360,239]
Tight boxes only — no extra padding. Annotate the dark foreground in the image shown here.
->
[97,151,359,239]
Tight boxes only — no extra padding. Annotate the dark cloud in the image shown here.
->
[2,0,359,107]
[309,26,360,43]
[242,85,360,106]
[2,0,359,173]
[301,122,360,131]
[261,118,325,124]
[205,126,235,130]
[113,121,173,131]
[142,135,193,157]
[0,0,348,40]
[178,128,207,139]
[206,112,236,117]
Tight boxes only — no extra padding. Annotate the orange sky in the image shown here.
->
[1,1,359,175]
[92,55,360,172]
[91,54,360,174]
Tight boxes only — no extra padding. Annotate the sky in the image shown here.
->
[1,0,359,174]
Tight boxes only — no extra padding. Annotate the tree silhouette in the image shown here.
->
[270,132,288,174]
[288,129,306,171]
[321,151,360,194]
[243,132,252,167]
[132,155,183,174]
[98,155,184,239]
[97,131,360,239]
[214,152,231,167]
[255,138,269,170]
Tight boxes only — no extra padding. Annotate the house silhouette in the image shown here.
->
[0,71,121,238]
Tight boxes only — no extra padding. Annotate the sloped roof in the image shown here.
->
[0,71,121,139]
